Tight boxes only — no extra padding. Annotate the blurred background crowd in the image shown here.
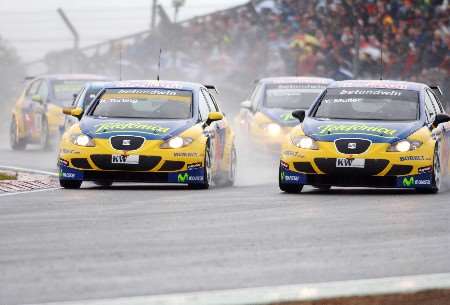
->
[1,0,449,111]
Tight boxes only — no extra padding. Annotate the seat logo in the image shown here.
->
[122,139,131,146]
[348,142,357,149]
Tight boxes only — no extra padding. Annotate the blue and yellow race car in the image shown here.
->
[279,80,450,193]
[237,77,333,152]
[58,80,236,189]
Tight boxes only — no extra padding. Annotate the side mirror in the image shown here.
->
[292,110,306,123]
[205,112,224,126]
[31,94,43,104]
[63,107,83,120]
[432,113,450,128]
[240,100,252,110]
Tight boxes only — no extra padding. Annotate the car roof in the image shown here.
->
[259,76,334,85]
[329,80,429,92]
[104,80,207,91]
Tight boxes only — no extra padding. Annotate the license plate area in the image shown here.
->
[336,158,365,168]
[111,155,139,164]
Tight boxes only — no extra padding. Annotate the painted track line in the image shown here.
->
[24,272,450,305]
[0,165,57,177]
[0,187,61,197]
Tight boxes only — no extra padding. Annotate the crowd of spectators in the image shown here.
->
[44,0,449,102]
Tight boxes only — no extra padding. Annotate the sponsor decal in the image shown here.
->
[62,172,76,179]
[400,156,425,162]
[280,113,296,121]
[415,180,431,185]
[339,82,408,90]
[177,172,203,183]
[117,89,179,95]
[338,89,403,96]
[284,175,300,182]
[174,152,199,158]
[283,151,303,157]
[187,162,202,169]
[178,173,189,183]
[418,166,432,173]
[61,149,80,154]
[280,171,286,181]
[324,98,363,104]
[94,122,170,135]
[316,124,397,137]
[402,177,414,187]
[336,158,365,168]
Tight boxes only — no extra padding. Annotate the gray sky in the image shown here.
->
[0,0,248,62]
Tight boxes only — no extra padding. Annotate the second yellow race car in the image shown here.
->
[279,80,450,193]
[58,80,236,189]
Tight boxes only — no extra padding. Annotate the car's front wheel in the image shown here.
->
[10,118,27,151]
[418,148,440,194]
[60,179,82,189]
[219,145,237,187]
[279,166,303,193]
[189,145,212,190]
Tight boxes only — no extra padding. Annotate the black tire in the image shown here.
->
[94,181,113,187]
[417,148,440,194]
[279,166,303,193]
[10,118,27,151]
[59,179,82,189]
[40,118,51,150]
[219,145,237,187]
[189,145,211,190]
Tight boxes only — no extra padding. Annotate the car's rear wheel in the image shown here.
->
[418,148,440,194]
[10,118,27,151]
[220,145,237,187]
[60,179,82,189]
[189,145,212,190]
[279,166,303,193]
[40,118,51,150]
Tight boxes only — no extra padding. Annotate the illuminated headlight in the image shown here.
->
[291,135,319,150]
[71,134,95,147]
[387,140,422,152]
[266,123,281,136]
[160,136,193,149]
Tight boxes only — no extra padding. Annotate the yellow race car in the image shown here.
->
[58,80,236,189]
[10,74,109,150]
[279,80,450,193]
[237,77,333,152]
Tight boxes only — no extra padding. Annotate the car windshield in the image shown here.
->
[76,86,105,109]
[90,88,193,119]
[52,80,90,106]
[313,87,419,121]
[264,83,325,109]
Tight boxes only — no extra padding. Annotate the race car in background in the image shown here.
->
[63,81,112,132]
[237,77,333,152]
[58,80,236,189]
[279,80,450,193]
[10,74,109,150]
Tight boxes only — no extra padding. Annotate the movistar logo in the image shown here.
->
[403,177,414,187]
[280,113,296,121]
[178,173,189,183]
[281,171,285,181]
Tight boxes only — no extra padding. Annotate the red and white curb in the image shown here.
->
[0,166,60,196]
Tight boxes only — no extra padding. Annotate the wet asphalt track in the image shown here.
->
[1,138,450,305]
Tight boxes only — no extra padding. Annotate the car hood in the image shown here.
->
[80,116,195,141]
[260,108,301,126]
[302,118,424,143]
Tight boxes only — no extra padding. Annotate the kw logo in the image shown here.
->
[403,177,414,187]
[178,173,189,183]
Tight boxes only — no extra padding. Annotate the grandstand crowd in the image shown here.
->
[44,0,449,100]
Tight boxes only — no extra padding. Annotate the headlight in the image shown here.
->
[71,134,95,147]
[160,136,193,149]
[264,123,281,137]
[291,135,319,150]
[387,140,422,152]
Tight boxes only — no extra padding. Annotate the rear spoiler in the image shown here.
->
[430,85,443,96]
[204,85,219,95]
